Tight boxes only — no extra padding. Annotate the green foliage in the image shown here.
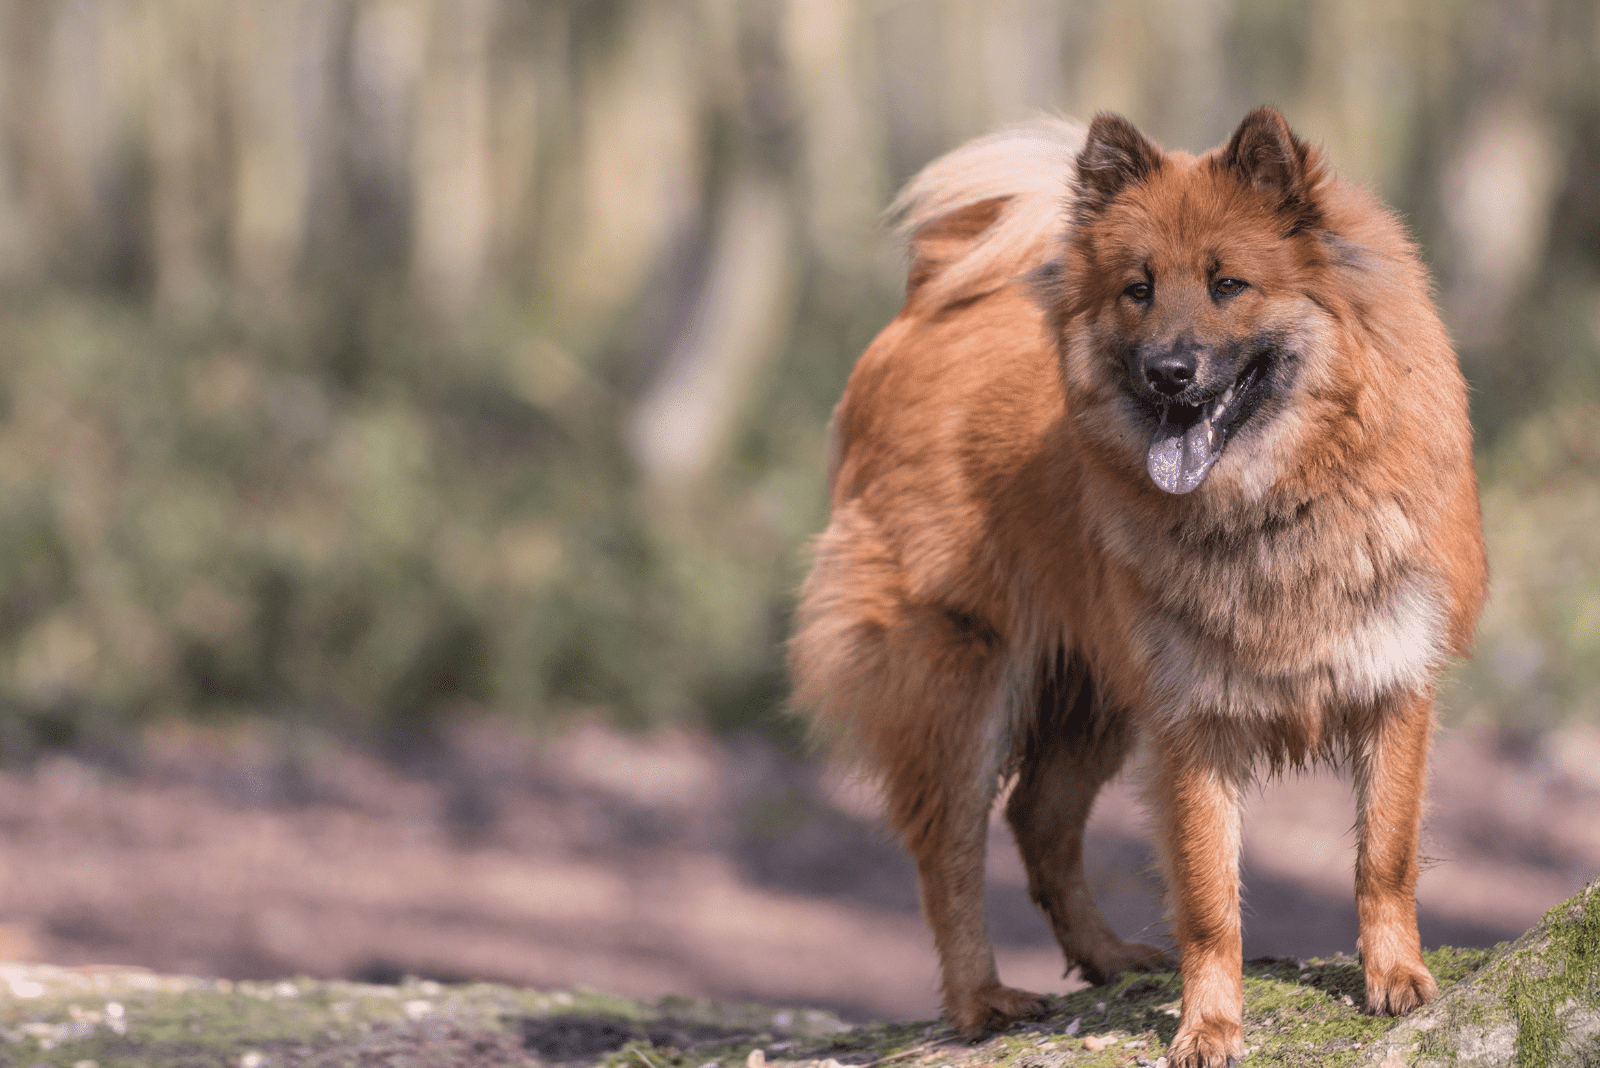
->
[0,0,1593,747]
[0,270,863,749]
[1440,404,1600,733]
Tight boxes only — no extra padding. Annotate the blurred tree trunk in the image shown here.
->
[410,0,491,321]
[230,0,334,313]
[142,0,229,318]
[629,171,795,485]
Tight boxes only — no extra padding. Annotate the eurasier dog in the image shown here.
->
[788,108,1486,1067]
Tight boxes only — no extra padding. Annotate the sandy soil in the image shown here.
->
[0,717,1595,1024]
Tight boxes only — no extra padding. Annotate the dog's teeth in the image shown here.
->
[1206,421,1215,446]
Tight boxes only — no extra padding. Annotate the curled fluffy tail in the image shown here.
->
[889,117,1085,309]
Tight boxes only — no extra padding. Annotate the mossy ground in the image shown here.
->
[1498,880,1600,1067]
[0,949,1493,1068]
[1380,881,1600,1068]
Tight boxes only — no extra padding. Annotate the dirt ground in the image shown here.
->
[0,716,1596,1025]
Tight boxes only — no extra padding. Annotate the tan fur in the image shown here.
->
[789,110,1487,1067]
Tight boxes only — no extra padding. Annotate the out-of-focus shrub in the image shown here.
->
[0,0,1592,750]
[1442,404,1600,733]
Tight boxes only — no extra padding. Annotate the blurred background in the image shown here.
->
[0,0,1596,1025]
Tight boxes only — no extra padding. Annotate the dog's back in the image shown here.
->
[794,118,1092,783]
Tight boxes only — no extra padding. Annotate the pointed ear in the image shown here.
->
[1074,113,1164,217]
[1221,108,1321,229]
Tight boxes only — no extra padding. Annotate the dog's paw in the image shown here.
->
[1166,1016,1244,1068]
[1078,939,1172,985]
[1364,959,1438,1015]
[945,983,1051,1040]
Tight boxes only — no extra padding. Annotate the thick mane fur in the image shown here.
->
[889,117,1085,309]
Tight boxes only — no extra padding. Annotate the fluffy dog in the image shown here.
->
[788,108,1486,1067]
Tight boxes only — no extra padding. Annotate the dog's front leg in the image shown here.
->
[1353,689,1439,1014]
[1148,738,1244,1068]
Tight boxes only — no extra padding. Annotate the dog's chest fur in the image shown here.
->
[1095,490,1446,725]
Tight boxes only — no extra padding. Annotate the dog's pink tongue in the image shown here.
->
[1147,415,1218,494]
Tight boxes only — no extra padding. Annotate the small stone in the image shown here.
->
[1082,1034,1116,1052]
[1153,1059,1169,1068]
[402,1000,432,1020]
[1342,994,1354,1007]
[240,1053,265,1068]
[746,1050,765,1068]
[9,978,45,998]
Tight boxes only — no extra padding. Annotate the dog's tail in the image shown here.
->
[888,117,1085,310]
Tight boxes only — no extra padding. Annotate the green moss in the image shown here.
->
[0,951,1507,1068]
[1423,946,1494,987]
[1500,884,1600,1068]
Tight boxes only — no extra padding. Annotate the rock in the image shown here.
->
[1361,876,1600,1067]
[0,885,1596,1068]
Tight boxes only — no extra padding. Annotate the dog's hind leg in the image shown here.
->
[789,514,1047,1038]
[1005,654,1170,985]
[871,608,1051,1039]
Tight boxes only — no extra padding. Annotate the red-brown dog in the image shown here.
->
[789,108,1486,1067]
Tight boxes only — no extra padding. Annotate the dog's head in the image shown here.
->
[1038,108,1351,498]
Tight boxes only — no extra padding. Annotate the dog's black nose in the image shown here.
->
[1144,350,1197,395]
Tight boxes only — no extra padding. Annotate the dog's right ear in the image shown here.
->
[1073,114,1164,217]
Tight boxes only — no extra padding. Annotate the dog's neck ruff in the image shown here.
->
[1098,484,1446,728]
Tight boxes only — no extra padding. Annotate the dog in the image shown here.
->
[787,108,1486,1068]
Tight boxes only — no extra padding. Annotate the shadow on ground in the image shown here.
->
[0,719,1593,1022]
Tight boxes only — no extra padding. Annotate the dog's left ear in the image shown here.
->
[1223,108,1309,197]
[1222,108,1322,231]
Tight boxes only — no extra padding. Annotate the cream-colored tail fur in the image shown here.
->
[888,117,1085,308]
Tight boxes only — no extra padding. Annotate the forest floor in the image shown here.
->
[0,716,1596,1025]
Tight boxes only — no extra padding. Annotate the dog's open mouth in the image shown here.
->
[1145,355,1271,494]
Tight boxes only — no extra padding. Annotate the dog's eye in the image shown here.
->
[1124,281,1153,302]
[1213,277,1248,298]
